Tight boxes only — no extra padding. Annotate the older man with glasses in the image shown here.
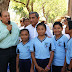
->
[19,17,25,30]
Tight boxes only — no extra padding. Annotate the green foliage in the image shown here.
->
[33,0,67,23]
[9,0,68,23]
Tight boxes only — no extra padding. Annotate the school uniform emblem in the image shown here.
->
[27,46,30,51]
[58,41,62,46]
[44,43,49,48]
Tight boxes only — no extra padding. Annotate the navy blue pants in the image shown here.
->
[19,59,31,72]
[0,46,16,72]
[35,58,51,72]
[52,65,63,72]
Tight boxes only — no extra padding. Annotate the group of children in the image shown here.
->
[16,21,72,72]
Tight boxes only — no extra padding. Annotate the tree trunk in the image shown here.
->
[31,1,33,12]
[14,0,32,13]
[0,0,10,12]
[68,0,72,20]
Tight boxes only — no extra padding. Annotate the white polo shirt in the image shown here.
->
[26,22,53,40]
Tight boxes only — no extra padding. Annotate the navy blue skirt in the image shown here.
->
[52,65,63,72]
[35,58,51,72]
[19,59,31,72]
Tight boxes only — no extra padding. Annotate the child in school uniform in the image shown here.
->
[52,22,68,72]
[65,21,72,72]
[16,29,34,72]
[30,22,55,72]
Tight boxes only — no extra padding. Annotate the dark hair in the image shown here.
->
[22,17,25,22]
[65,16,71,22]
[68,21,72,30]
[41,21,45,24]
[20,29,29,34]
[53,22,62,28]
[36,22,46,30]
[24,18,29,22]
[29,12,39,18]
[20,17,25,22]
[67,17,71,22]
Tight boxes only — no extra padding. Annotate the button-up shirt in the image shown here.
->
[0,21,20,48]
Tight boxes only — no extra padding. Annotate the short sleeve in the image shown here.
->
[70,43,72,59]
[30,39,34,52]
[50,39,55,51]
[64,36,68,49]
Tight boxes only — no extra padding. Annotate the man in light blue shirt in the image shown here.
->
[0,11,19,72]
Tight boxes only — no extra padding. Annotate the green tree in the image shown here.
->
[10,0,36,17]
[33,0,67,23]
[9,0,67,23]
